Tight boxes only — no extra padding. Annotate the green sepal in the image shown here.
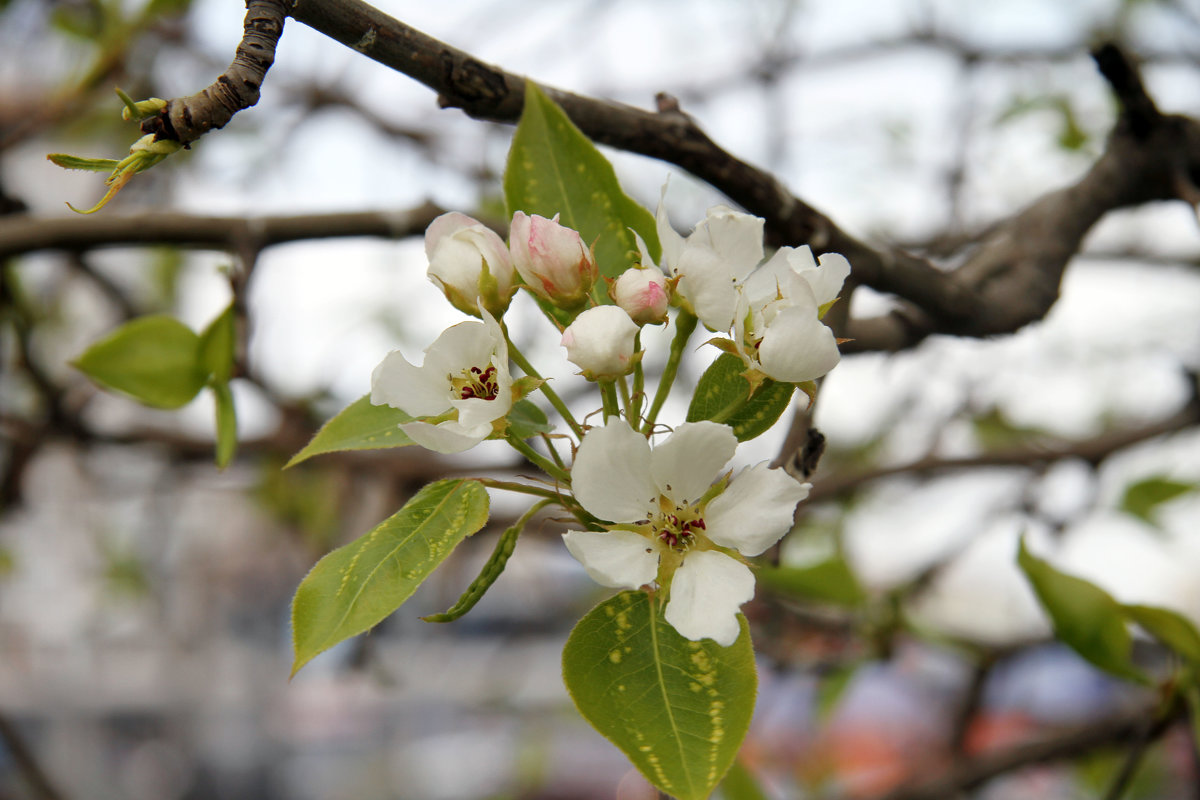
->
[291,479,490,676]
[562,590,757,800]
[286,395,415,468]
[73,314,207,409]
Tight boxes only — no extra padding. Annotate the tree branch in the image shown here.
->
[283,3,1200,350]
[142,0,286,146]
[0,204,443,260]
[806,394,1200,504]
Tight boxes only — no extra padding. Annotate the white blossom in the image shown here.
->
[560,306,639,380]
[370,311,512,453]
[562,420,809,645]
[425,212,516,318]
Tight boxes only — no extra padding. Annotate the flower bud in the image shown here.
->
[560,306,639,380]
[509,212,597,309]
[612,266,669,325]
[425,212,516,318]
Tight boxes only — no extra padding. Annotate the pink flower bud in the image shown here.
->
[425,212,516,318]
[612,266,669,325]
[509,212,598,309]
[560,306,639,380]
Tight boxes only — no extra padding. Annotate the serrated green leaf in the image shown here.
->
[507,398,553,439]
[200,302,236,384]
[1120,476,1196,525]
[562,591,757,800]
[291,479,489,676]
[504,81,660,291]
[757,557,865,607]
[73,314,206,409]
[686,353,793,442]
[1017,538,1145,683]
[1123,603,1200,664]
[212,382,237,469]
[286,395,415,468]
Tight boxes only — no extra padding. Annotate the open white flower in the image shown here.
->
[656,185,764,332]
[731,246,845,384]
[562,419,809,645]
[370,311,512,453]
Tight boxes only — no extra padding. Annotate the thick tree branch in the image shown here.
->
[143,0,286,145]
[283,4,1200,352]
[0,204,443,260]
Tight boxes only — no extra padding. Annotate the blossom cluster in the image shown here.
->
[368,189,850,645]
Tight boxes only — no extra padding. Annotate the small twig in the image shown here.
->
[0,711,66,800]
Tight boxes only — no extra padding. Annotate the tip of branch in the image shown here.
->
[1092,42,1161,139]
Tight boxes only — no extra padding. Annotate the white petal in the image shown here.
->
[400,420,490,454]
[655,183,685,269]
[370,350,449,416]
[422,319,496,375]
[650,422,736,506]
[664,550,754,646]
[756,306,841,383]
[704,463,810,556]
[692,206,763,279]
[571,421,656,522]
[563,530,659,589]
[674,246,741,331]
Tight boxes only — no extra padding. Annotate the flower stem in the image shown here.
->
[599,380,621,422]
[645,311,697,432]
[506,433,572,485]
[630,330,645,423]
[505,331,584,439]
[475,478,564,500]
[616,375,633,420]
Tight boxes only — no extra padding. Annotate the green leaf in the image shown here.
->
[200,302,236,384]
[1120,476,1196,525]
[211,382,237,469]
[507,398,553,439]
[756,557,865,607]
[46,154,122,172]
[1017,538,1145,683]
[687,354,793,442]
[73,314,206,409]
[504,81,660,287]
[291,479,489,676]
[1123,603,1200,664]
[286,395,415,468]
[562,591,757,800]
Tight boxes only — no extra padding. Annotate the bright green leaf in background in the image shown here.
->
[687,354,794,442]
[291,479,489,676]
[562,591,757,800]
[1017,538,1145,684]
[1123,603,1200,665]
[757,557,866,608]
[286,395,415,468]
[73,314,207,409]
[504,82,660,289]
[717,759,770,800]
[200,302,236,384]
[1120,476,1197,526]
[211,382,237,470]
